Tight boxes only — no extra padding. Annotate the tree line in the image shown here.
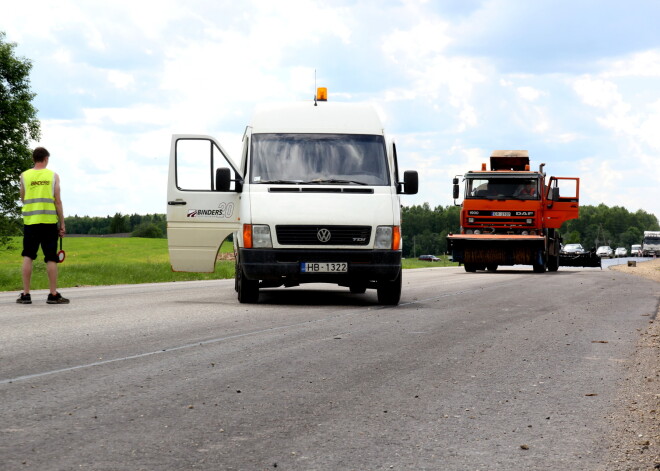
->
[65,213,167,238]
[560,204,659,249]
[3,203,658,252]
[401,203,659,258]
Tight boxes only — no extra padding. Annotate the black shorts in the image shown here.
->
[22,224,59,263]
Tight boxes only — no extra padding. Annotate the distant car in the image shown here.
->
[631,244,642,257]
[418,254,440,261]
[596,246,614,258]
[561,243,585,254]
[614,247,628,257]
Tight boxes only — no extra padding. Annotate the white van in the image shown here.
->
[167,89,418,304]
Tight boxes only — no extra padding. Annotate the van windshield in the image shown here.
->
[250,133,390,186]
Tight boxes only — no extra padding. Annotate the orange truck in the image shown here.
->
[447,150,586,272]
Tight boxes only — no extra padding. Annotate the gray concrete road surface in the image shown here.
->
[1,266,657,470]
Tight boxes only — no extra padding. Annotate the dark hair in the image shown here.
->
[33,147,50,162]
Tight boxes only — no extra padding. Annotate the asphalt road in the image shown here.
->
[1,265,658,471]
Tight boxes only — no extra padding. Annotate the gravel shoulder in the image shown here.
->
[605,258,660,470]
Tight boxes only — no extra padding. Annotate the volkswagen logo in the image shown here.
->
[317,228,332,243]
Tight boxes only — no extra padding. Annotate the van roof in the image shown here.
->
[250,102,385,135]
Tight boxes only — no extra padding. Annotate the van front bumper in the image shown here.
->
[239,248,401,283]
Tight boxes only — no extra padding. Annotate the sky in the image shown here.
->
[3,0,660,220]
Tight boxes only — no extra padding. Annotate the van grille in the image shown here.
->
[275,225,371,246]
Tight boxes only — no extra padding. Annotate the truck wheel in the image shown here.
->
[464,263,477,272]
[532,261,546,273]
[377,271,402,305]
[237,263,259,303]
[486,264,498,272]
[547,255,559,272]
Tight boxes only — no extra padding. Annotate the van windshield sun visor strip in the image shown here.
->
[268,187,374,194]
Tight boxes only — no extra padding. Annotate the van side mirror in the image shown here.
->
[452,178,460,200]
[215,168,232,192]
[403,171,418,195]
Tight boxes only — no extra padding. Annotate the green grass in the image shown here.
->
[0,237,457,292]
[0,237,235,292]
[402,255,456,269]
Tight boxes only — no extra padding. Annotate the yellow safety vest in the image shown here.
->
[22,168,58,225]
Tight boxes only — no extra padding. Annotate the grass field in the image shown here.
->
[0,237,455,292]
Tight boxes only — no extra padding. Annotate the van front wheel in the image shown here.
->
[237,262,259,303]
[377,271,402,305]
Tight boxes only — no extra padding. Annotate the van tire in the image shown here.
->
[237,263,259,303]
[377,271,402,305]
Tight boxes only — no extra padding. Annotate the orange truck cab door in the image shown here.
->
[544,177,579,229]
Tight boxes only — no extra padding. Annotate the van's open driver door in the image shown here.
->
[167,135,242,272]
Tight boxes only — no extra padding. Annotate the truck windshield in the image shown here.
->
[466,177,540,200]
[250,134,390,186]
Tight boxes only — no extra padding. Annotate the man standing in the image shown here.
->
[16,147,69,304]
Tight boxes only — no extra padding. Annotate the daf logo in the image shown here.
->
[317,228,332,243]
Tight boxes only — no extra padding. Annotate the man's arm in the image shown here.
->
[53,173,66,237]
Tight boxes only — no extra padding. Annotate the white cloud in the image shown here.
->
[573,76,623,109]
[604,50,660,78]
[107,70,134,89]
[517,86,544,102]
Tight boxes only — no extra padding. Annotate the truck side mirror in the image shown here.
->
[550,187,560,201]
[403,170,418,195]
[452,178,460,200]
[215,167,232,192]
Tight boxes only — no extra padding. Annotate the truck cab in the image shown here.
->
[167,89,418,304]
[448,150,580,272]
[642,231,660,257]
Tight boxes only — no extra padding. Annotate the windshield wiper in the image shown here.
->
[307,178,368,185]
[258,179,305,184]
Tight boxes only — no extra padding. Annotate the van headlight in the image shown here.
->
[375,226,393,249]
[252,224,273,248]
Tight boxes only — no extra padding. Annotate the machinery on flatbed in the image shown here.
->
[447,150,598,272]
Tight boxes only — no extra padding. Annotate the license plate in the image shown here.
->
[300,262,348,273]
[492,211,511,217]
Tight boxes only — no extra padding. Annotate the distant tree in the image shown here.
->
[561,204,658,249]
[0,32,41,247]
[109,212,129,233]
[131,222,163,238]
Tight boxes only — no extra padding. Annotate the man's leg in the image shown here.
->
[46,261,58,295]
[22,256,33,294]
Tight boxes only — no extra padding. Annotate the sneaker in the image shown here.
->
[47,292,70,304]
[16,293,32,304]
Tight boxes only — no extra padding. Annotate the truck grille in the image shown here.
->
[468,217,534,227]
[275,225,371,246]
